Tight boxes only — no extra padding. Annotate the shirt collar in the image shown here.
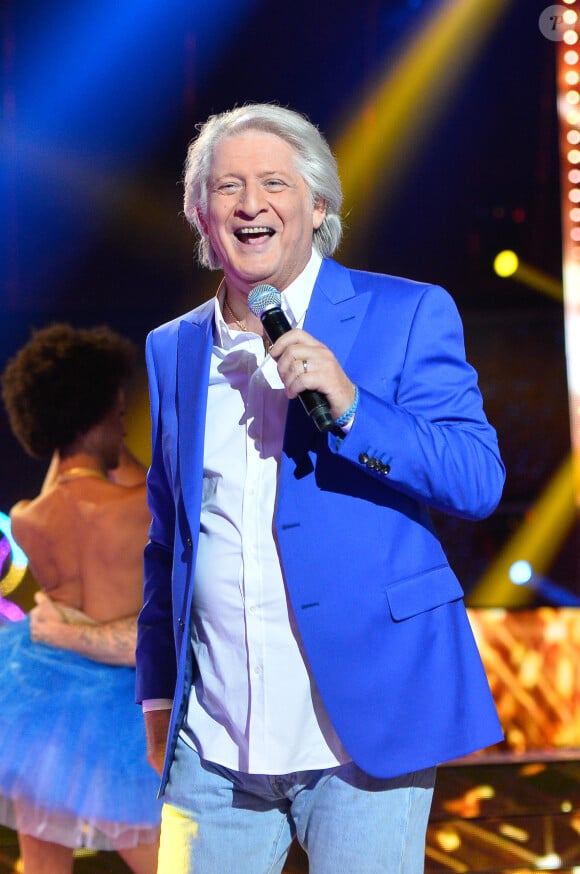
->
[281,248,323,329]
[213,249,323,350]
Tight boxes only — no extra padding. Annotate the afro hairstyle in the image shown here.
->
[1,323,137,459]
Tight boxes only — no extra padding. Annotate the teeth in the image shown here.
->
[237,227,271,235]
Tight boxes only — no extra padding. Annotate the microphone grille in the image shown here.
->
[248,284,281,317]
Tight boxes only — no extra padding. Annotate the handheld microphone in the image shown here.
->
[248,284,335,433]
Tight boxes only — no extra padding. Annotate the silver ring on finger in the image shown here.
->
[302,359,308,373]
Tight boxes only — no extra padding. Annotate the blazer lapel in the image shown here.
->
[303,258,371,366]
[176,305,214,522]
[282,259,371,473]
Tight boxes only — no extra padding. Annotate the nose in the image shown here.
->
[237,180,267,217]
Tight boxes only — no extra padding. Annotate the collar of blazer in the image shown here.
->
[302,258,371,368]
[284,259,372,465]
[179,259,371,363]
[175,259,372,488]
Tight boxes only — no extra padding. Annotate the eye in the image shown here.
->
[214,181,242,194]
[263,178,287,191]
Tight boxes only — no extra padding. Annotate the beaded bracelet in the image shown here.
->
[334,385,359,428]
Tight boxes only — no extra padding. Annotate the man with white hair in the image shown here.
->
[137,103,505,873]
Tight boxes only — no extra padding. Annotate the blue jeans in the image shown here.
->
[157,736,435,874]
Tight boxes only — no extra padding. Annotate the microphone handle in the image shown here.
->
[260,308,336,433]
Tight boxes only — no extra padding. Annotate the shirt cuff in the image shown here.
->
[142,698,173,712]
[340,413,356,434]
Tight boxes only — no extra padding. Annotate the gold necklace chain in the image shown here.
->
[223,295,272,353]
[223,296,248,332]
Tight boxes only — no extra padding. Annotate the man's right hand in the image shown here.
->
[144,708,171,776]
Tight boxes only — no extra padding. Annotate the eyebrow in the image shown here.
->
[212,169,293,181]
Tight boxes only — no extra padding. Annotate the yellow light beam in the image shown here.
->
[333,0,512,255]
[493,250,564,301]
[468,454,578,607]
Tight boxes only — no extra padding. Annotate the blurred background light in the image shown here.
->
[0,511,28,596]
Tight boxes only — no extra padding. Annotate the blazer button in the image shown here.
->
[379,462,391,475]
[178,617,185,630]
[359,452,369,465]
[186,537,193,548]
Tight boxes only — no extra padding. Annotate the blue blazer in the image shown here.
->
[136,258,505,790]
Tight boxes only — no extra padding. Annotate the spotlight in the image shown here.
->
[492,250,563,300]
[493,249,518,277]
[509,560,533,585]
[508,560,580,606]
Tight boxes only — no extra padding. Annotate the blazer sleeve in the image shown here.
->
[333,282,505,521]
[135,330,178,703]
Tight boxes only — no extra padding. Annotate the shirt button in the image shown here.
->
[249,605,258,614]
[254,665,262,675]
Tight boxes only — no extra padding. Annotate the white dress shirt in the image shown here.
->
[179,250,349,774]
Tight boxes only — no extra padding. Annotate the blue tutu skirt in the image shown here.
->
[0,617,162,850]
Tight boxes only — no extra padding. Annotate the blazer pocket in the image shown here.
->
[385,565,465,621]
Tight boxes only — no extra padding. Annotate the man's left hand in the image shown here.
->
[29,591,94,645]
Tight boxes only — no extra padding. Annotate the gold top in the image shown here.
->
[58,466,109,483]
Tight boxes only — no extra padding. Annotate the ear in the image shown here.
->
[196,207,209,235]
[312,197,327,231]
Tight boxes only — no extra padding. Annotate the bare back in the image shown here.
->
[11,477,151,623]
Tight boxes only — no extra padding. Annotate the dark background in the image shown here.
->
[0,0,573,603]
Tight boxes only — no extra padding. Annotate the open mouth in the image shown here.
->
[234,227,275,244]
